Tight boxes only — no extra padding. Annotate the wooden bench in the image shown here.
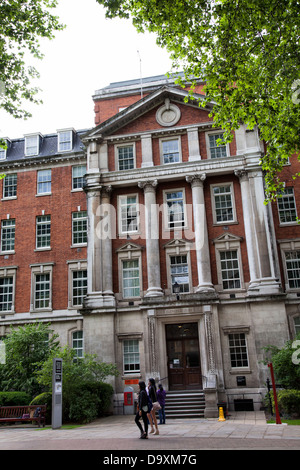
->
[0,405,47,427]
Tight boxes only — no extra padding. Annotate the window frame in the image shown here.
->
[123,339,140,375]
[277,187,298,225]
[163,188,187,231]
[160,136,181,165]
[37,169,51,195]
[72,330,84,359]
[115,143,136,171]
[118,194,139,235]
[3,174,17,199]
[1,218,15,253]
[279,240,300,292]
[117,243,143,300]
[25,134,40,156]
[30,263,54,312]
[0,266,17,314]
[36,215,51,250]
[72,210,87,246]
[213,234,244,292]
[228,332,249,369]
[72,165,86,190]
[58,129,73,152]
[211,182,237,225]
[206,130,230,159]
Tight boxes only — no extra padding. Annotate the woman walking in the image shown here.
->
[157,383,166,424]
[148,378,159,435]
[135,381,148,439]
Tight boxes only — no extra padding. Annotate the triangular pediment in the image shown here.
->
[82,85,214,143]
[213,233,243,245]
[116,242,144,253]
[163,238,194,250]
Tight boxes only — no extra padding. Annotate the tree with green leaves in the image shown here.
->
[35,345,119,423]
[263,334,300,390]
[0,0,64,120]
[0,323,59,397]
[97,0,300,200]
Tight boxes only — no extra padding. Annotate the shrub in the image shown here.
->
[266,389,300,418]
[278,390,300,418]
[0,391,31,406]
[67,382,113,424]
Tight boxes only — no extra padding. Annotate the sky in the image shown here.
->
[0,0,174,139]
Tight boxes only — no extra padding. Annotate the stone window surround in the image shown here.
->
[117,193,140,236]
[117,332,143,379]
[163,187,188,232]
[159,135,182,165]
[114,141,136,171]
[213,234,244,292]
[29,262,54,312]
[164,239,193,295]
[66,260,87,309]
[210,181,237,226]
[278,238,300,292]
[117,243,143,301]
[0,265,18,314]
[277,185,298,226]
[223,326,251,374]
[205,129,230,160]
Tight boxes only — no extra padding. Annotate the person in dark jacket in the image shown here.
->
[157,383,166,424]
[135,381,148,439]
[148,378,159,435]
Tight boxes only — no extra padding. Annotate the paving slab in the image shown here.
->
[0,411,300,450]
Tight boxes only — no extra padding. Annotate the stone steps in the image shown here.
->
[164,390,205,419]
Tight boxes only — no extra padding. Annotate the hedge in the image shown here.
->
[30,382,114,424]
[266,389,300,418]
[0,391,31,406]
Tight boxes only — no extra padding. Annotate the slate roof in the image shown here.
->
[0,129,90,164]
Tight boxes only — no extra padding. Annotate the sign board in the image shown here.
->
[52,358,62,429]
[124,379,139,385]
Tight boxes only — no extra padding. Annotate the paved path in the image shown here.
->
[0,412,300,450]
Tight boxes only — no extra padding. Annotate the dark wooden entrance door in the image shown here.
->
[166,323,202,390]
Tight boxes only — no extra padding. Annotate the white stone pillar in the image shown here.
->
[234,170,260,289]
[141,134,154,168]
[85,176,102,295]
[187,127,201,161]
[138,180,163,297]
[235,169,281,294]
[186,174,214,292]
[100,185,115,306]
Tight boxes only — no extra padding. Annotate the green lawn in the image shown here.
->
[267,418,300,425]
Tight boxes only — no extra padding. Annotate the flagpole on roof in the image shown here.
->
[137,50,143,99]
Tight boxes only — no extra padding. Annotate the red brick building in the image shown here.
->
[0,129,88,349]
[1,74,300,417]
[81,74,300,416]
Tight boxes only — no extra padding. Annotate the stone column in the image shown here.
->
[138,180,163,297]
[85,176,102,295]
[187,127,201,161]
[141,134,154,168]
[186,174,214,292]
[100,185,116,306]
[234,170,260,289]
[235,169,281,294]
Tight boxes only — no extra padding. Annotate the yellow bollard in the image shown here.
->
[218,407,226,422]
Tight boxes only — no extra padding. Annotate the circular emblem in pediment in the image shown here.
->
[156,98,181,127]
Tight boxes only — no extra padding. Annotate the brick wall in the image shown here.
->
[0,165,87,313]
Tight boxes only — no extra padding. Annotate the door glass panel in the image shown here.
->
[185,339,200,367]
[166,323,198,340]
[167,340,183,368]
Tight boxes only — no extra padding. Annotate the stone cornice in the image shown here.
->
[98,155,262,188]
[0,152,86,171]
